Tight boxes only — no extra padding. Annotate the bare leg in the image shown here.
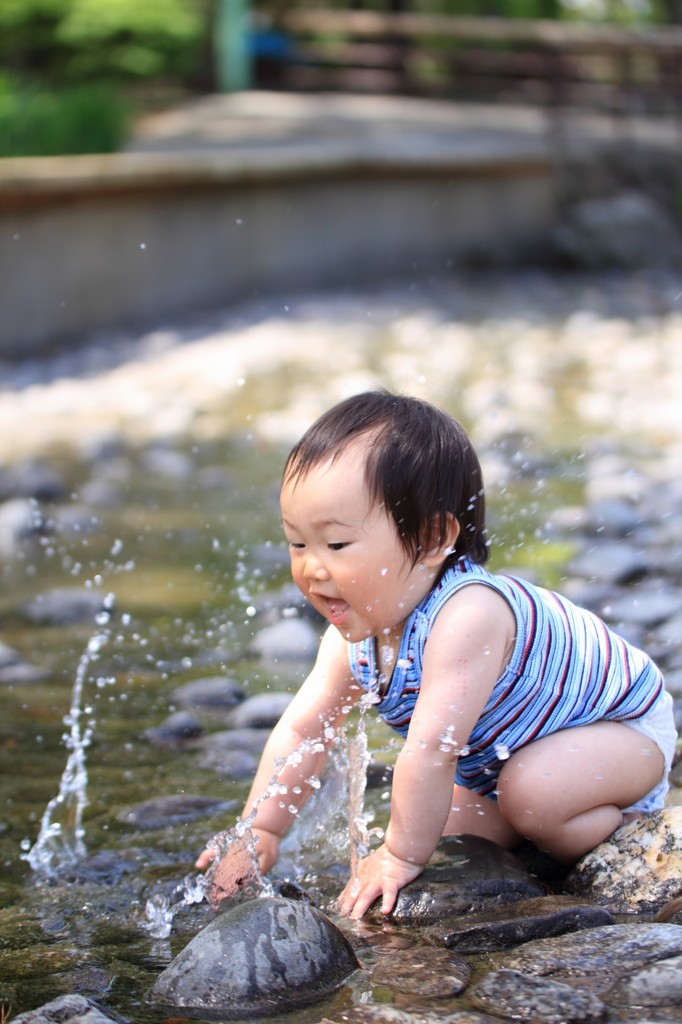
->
[496,722,664,863]
[442,784,523,848]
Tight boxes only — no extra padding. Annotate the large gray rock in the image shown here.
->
[566,807,682,913]
[150,896,360,1017]
[381,835,544,923]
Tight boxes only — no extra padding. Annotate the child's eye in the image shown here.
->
[328,542,348,551]
[289,542,305,550]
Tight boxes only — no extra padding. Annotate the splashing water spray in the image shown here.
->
[23,596,115,877]
[144,739,331,938]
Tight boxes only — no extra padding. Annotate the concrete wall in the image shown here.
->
[0,149,555,358]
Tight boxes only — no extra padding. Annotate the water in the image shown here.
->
[1,270,680,1022]
[24,606,113,877]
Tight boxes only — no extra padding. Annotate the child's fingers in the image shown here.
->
[194,848,216,871]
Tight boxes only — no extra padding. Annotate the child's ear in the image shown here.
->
[422,515,460,568]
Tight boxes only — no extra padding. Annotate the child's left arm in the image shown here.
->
[338,584,515,919]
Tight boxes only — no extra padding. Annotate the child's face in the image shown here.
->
[280,441,437,644]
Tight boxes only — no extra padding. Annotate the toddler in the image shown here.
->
[197,390,676,919]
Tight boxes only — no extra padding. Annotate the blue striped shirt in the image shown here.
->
[348,558,666,798]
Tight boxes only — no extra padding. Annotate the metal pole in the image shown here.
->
[216,0,252,92]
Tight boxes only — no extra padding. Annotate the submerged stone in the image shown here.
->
[382,835,544,923]
[118,793,234,829]
[470,967,606,1023]
[370,945,471,997]
[10,994,118,1024]
[426,894,614,953]
[150,896,361,1017]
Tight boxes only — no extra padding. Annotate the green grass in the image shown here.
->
[0,78,129,157]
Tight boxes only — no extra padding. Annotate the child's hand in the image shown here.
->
[337,844,424,920]
[195,828,280,908]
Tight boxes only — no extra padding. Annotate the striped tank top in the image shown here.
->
[348,558,666,799]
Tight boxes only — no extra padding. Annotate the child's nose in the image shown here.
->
[304,553,330,581]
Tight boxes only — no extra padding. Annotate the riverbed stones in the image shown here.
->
[426,894,614,953]
[382,836,544,923]
[496,922,682,992]
[249,617,320,663]
[150,895,360,1016]
[171,674,246,709]
[226,691,293,729]
[118,793,235,830]
[370,946,471,997]
[470,968,607,1023]
[19,586,113,626]
[10,994,118,1024]
[566,807,682,912]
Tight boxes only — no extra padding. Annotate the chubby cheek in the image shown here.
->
[289,557,306,593]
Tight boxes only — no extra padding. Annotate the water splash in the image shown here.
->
[144,874,206,939]
[24,599,114,876]
[346,687,383,887]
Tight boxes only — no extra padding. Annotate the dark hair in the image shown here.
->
[282,390,488,567]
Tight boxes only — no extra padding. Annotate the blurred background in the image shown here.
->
[1,0,681,158]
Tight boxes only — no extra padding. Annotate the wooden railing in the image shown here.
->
[265,10,682,116]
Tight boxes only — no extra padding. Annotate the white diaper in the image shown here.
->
[622,690,678,813]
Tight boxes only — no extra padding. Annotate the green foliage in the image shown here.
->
[0,76,130,157]
[0,0,208,85]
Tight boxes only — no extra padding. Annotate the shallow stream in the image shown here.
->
[1,269,681,1022]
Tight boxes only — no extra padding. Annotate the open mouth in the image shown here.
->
[316,595,350,625]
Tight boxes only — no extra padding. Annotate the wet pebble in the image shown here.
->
[249,617,320,663]
[117,794,235,830]
[370,946,471,997]
[171,674,246,709]
[10,994,118,1024]
[0,642,47,685]
[143,709,203,745]
[426,894,614,953]
[226,691,293,729]
[470,968,606,1024]
[195,726,270,777]
[0,497,45,556]
[19,587,113,627]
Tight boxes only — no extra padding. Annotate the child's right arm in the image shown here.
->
[196,625,361,878]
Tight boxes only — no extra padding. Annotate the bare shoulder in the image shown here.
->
[425,581,516,675]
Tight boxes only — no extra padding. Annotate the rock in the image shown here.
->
[10,994,118,1024]
[250,618,319,662]
[226,691,293,730]
[602,585,681,630]
[370,946,471,997]
[143,710,203,745]
[565,807,682,912]
[568,542,649,585]
[499,922,682,992]
[554,191,682,269]
[606,952,682,1007]
[426,895,614,953]
[0,642,47,685]
[381,836,544,923]
[150,896,360,1016]
[20,587,113,626]
[0,497,45,556]
[118,794,235,830]
[171,675,246,709]
[470,967,606,1023]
